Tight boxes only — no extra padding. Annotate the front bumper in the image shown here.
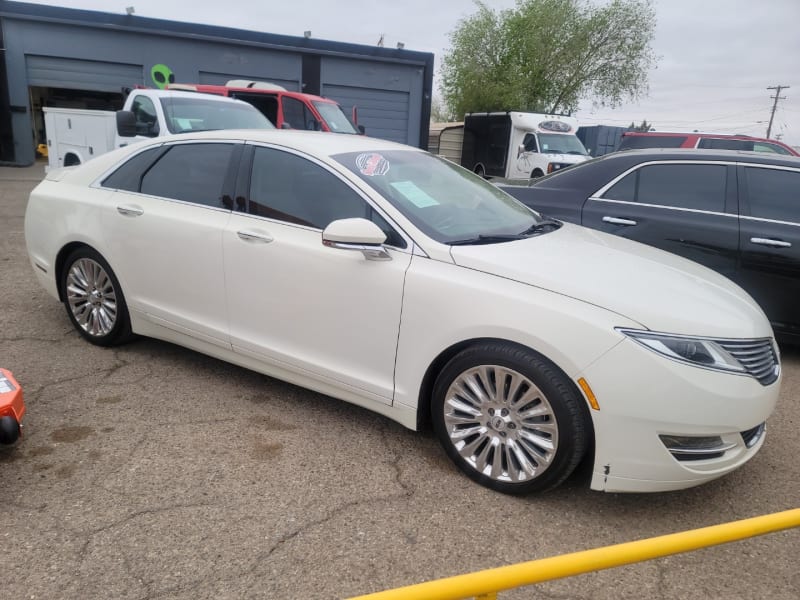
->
[578,338,780,493]
[0,368,26,445]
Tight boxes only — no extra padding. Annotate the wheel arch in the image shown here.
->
[63,153,82,167]
[55,241,98,301]
[416,336,596,445]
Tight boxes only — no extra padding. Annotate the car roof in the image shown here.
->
[603,147,800,167]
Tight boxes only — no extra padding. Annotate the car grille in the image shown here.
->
[716,339,780,386]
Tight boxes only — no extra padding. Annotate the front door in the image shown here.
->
[223,145,412,402]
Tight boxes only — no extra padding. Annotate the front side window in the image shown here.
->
[281,98,317,131]
[745,167,800,222]
[522,133,538,152]
[602,163,726,212]
[248,147,405,247]
[333,150,541,244]
[130,95,160,138]
[140,143,235,208]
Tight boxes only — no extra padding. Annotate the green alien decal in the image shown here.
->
[150,64,175,89]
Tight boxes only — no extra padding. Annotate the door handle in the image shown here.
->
[602,216,637,226]
[117,205,143,217]
[237,230,274,243]
[750,237,791,248]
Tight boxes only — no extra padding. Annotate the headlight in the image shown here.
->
[618,329,746,374]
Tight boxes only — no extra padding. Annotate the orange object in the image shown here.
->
[0,368,25,444]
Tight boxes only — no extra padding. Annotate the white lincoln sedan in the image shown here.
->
[25,130,781,494]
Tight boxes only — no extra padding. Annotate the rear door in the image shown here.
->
[736,164,800,335]
[581,161,740,277]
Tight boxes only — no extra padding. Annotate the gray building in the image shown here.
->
[0,0,433,166]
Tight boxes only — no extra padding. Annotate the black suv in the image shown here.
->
[500,149,800,342]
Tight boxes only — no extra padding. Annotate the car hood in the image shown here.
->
[449,223,772,339]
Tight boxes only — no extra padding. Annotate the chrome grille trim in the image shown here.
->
[717,339,779,385]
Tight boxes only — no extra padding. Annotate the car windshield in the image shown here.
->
[313,101,358,134]
[333,150,545,244]
[537,133,588,155]
[161,97,274,133]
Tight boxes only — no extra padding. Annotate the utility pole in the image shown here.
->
[766,85,789,139]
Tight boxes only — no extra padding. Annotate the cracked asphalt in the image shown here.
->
[1,163,798,600]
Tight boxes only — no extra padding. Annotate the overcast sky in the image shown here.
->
[18,0,800,146]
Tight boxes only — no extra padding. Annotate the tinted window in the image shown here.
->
[130,95,160,137]
[745,167,800,222]
[602,170,636,201]
[101,147,163,191]
[160,97,273,133]
[249,147,406,247]
[603,164,726,212]
[618,135,687,150]
[140,143,235,208]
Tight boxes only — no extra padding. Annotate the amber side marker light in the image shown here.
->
[577,377,599,410]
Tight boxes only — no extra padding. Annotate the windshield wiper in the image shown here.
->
[448,233,529,246]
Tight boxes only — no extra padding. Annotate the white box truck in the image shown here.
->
[43,88,272,170]
[429,112,590,179]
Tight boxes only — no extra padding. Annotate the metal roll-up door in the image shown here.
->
[324,84,409,144]
[26,56,143,91]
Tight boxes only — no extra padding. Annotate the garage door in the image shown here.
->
[323,84,409,144]
[26,56,143,91]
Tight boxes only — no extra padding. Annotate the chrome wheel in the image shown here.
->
[443,365,559,483]
[66,258,118,337]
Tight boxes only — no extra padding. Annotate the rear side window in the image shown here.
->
[753,142,792,156]
[745,167,800,222]
[602,163,726,212]
[101,147,163,191]
[618,135,687,150]
[140,143,235,208]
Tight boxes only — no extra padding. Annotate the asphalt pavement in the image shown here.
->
[1,162,798,599]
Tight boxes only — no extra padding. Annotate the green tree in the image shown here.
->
[441,0,657,118]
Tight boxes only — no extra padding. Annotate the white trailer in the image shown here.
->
[43,107,116,170]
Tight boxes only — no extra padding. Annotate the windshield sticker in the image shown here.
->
[356,153,390,176]
[390,181,439,208]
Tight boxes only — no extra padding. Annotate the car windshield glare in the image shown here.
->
[538,133,588,155]
[333,150,542,244]
[312,101,358,134]
[160,97,274,133]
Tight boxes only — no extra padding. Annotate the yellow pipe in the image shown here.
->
[347,508,800,600]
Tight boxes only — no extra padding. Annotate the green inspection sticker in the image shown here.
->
[390,181,439,208]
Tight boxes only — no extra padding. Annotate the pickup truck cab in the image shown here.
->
[44,89,272,169]
[169,80,363,135]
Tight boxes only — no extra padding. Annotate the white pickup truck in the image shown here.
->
[43,88,273,170]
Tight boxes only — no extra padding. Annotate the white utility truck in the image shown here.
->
[429,112,590,179]
[43,88,272,170]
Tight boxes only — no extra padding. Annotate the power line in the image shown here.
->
[766,85,790,138]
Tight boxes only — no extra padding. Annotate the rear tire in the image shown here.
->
[60,247,132,346]
[431,342,590,494]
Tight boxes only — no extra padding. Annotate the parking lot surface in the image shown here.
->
[1,163,798,599]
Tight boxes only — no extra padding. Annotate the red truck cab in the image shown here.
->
[169,80,363,135]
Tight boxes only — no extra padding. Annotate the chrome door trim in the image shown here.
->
[587,197,738,219]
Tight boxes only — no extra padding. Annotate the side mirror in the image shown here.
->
[517,143,526,158]
[322,218,390,261]
[116,110,137,137]
[280,122,293,129]
[357,124,366,135]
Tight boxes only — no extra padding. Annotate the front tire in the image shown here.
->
[432,342,590,494]
[60,247,132,346]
